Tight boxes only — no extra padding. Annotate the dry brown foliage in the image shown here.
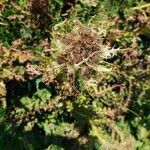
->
[28,0,51,28]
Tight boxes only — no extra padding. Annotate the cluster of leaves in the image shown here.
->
[0,0,150,150]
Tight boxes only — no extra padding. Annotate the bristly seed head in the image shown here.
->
[57,26,102,65]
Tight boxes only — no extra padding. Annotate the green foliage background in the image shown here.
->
[0,0,150,150]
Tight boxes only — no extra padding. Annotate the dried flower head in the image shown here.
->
[57,26,102,65]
